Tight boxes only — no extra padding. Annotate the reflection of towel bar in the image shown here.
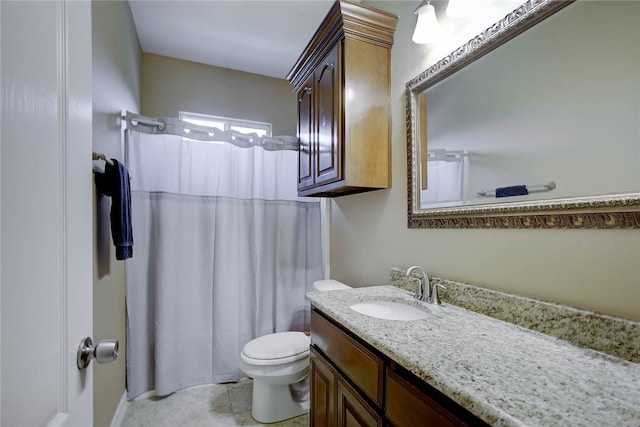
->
[427,149,464,162]
[476,181,556,197]
[92,151,114,166]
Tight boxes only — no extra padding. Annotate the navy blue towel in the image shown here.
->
[495,185,528,198]
[95,159,133,260]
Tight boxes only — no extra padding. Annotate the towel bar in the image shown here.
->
[92,151,114,166]
[476,181,556,197]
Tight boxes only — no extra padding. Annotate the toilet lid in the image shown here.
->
[242,331,310,360]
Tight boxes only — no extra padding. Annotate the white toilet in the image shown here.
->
[238,279,351,423]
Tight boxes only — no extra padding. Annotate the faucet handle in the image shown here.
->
[428,283,447,305]
[410,277,424,300]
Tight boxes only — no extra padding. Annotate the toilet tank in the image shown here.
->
[313,280,351,291]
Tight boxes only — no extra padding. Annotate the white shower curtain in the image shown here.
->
[421,159,464,207]
[124,127,323,399]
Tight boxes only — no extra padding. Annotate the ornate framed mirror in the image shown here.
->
[406,0,640,228]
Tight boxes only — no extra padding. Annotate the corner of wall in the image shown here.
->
[92,0,142,425]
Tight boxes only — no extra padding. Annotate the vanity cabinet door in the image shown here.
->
[337,377,383,427]
[310,347,336,427]
[311,345,383,427]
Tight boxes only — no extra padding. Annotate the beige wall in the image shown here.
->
[142,53,296,136]
[92,1,141,425]
[329,1,640,321]
[86,11,640,427]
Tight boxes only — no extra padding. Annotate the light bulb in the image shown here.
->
[412,2,439,44]
[446,0,467,18]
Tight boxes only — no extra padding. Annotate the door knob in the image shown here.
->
[77,337,119,369]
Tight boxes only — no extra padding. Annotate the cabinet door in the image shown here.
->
[337,378,383,427]
[315,43,342,186]
[297,75,315,190]
[311,347,336,427]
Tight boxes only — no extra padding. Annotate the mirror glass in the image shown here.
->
[407,0,640,228]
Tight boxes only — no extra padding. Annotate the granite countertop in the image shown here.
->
[306,285,640,427]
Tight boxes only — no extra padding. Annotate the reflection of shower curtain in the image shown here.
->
[124,128,323,399]
[421,159,463,204]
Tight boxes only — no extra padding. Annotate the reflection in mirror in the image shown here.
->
[407,0,640,228]
[421,148,465,208]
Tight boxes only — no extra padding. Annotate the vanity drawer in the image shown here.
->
[311,309,384,407]
[386,367,477,427]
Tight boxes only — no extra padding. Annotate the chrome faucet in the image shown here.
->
[406,265,431,301]
[405,265,446,304]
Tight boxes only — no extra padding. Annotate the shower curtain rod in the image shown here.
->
[122,111,298,151]
[128,116,165,130]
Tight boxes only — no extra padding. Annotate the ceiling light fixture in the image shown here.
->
[412,0,439,44]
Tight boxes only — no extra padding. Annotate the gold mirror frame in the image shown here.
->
[406,0,640,229]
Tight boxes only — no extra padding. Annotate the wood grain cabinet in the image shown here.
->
[310,308,488,427]
[310,347,336,426]
[296,45,341,192]
[311,347,383,427]
[287,1,398,197]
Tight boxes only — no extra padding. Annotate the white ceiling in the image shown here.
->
[128,0,337,79]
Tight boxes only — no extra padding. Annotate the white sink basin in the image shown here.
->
[349,300,430,321]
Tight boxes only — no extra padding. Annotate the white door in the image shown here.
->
[1,1,94,426]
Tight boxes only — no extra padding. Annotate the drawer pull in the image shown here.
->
[298,86,312,103]
[317,62,335,83]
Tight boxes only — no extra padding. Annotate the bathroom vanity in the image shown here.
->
[310,307,486,426]
[306,285,640,426]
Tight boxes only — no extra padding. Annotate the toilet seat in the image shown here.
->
[241,332,310,366]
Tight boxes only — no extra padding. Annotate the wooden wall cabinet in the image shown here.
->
[310,308,488,427]
[287,1,398,197]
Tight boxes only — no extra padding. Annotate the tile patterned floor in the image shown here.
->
[122,379,309,426]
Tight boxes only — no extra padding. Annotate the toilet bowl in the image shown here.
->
[239,331,311,423]
[238,280,351,423]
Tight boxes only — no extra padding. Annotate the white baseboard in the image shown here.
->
[110,392,129,427]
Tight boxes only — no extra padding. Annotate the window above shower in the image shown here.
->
[180,111,271,143]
